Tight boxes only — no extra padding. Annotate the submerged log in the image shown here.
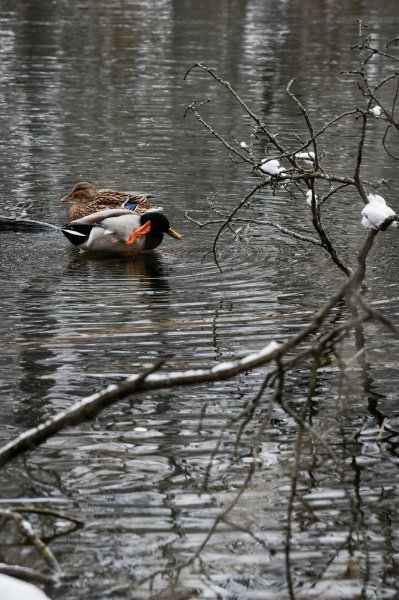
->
[0,217,59,232]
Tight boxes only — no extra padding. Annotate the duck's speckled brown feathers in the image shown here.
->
[60,182,157,222]
[66,193,154,222]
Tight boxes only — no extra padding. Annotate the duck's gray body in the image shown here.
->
[61,208,165,253]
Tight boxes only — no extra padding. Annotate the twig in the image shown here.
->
[184,99,254,166]
[185,63,290,158]
[185,211,322,246]
[0,509,62,579]
[209,181,267,270]
[286,79,319,171]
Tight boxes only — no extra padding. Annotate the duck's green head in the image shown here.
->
[126,212,181,246]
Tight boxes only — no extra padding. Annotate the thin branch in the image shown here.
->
[286,79,319,171]
[184,62,290,158]
[185,211,322,246]
[209,181,267,270]
[184,98,254,166]
[0,509,62,579]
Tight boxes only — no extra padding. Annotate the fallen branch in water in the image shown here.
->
[0,360,166,467]
[0,217,59,231]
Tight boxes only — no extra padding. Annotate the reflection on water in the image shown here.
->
[66,251,171,290]
[0,0,399,598]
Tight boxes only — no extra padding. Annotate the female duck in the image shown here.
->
[60,181,158,221]
[61,208,181,253]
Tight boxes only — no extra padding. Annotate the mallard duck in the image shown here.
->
[61,208,181,253]
[60,181,159,222]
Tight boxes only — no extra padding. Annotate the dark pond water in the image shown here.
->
[1,1,399,598]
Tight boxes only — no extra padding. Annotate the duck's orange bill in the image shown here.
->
[167,228,181,240]
[125,220,152,246]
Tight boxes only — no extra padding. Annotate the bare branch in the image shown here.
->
[184,62,290,157]
[286,79,319,171]
[185,210,322,246]
[208,181,267,270]
[184,98,255,166]
[0,509,62,579]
